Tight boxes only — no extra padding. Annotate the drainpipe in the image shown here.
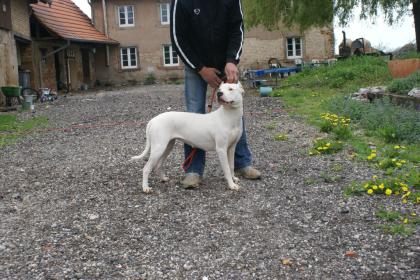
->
[39,40,71,89]
[102,0,110,66]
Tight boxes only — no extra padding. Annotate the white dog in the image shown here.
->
[130,82,244,193]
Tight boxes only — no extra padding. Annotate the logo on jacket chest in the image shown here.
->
[193,8,200,15]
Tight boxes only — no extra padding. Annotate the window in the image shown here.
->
[286,37,303,59]
[119,5,134,27]
[163,45,179,66]
[160,3,170,25]
[120,47,138,69]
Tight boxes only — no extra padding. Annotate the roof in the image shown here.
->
[31,0,118,45]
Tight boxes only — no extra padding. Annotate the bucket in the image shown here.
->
[22,95,34,110]
[259,86,272,97]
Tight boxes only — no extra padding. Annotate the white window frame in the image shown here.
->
[162,45,179,67]
[120,47,138,69]
[118,5,135,27]
[160,3,170,25]
[286,37,303,59]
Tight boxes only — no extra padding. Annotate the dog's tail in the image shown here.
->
[130,122,151,162]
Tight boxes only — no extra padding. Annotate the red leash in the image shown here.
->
[182,87,218,171]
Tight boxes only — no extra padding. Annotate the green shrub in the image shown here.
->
[388,71,420,95]
[324,96,420,143]
[144,73,156,85]
[394,51,420,60]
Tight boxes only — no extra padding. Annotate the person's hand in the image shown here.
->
[198,67,222,88]
[225,62,239,83]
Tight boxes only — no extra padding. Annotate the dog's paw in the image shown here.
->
[233,176,240,183]
[142,186,153,193]
[229,183,240,191]
[160,176,170,182]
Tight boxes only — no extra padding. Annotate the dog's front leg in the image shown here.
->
[216,146,240,191]
[228,145,239,184]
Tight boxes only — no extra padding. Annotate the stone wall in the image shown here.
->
[0,29,19,106]
[11,0,30,37]
[92,0,334,84]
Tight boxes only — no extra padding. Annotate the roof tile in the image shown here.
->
[31,0,118,45]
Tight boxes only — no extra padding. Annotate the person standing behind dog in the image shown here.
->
[170,0,261,188]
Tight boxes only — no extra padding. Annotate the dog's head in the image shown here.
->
[217,82,244,109]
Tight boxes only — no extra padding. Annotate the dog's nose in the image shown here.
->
[217,91,223,98]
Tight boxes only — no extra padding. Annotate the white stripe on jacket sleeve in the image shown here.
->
[172,0,196,69]
[235,0,244,60]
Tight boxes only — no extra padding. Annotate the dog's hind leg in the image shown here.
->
[155,139,175,182]
[142,143,168,193]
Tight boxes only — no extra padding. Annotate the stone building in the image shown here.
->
[0,0,49,106]
[0,0,116,106]
[90,0,334,85]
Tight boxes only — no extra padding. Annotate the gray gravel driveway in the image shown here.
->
[1,84,419,279]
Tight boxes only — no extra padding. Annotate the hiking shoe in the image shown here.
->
[235,166,262,179]
[181,173,201,188]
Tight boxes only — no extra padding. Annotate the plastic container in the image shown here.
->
[22,95,34,110]
[259,86,272,97]
[1,86,22,97]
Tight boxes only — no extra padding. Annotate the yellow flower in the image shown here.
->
[402,199,408,204]
[363,183,369,189]
[411,212,417,217]
[326,143,331,147]
[403,218,409,224]
[372,175,378,180]
[396,162,402,167]
[385,189,392,196]
[402,186,409,192]
[367,189,374,195]
[379,183,384,190]
[394,145,400,149]
[372,185,378,190]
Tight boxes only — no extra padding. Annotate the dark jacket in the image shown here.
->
[170,0,244,73]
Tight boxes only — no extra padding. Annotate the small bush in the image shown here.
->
[394,51,420,60]
[388,71,420,95]
[324,96,420,143]
[309,138,344,155]
[144,73,156,85]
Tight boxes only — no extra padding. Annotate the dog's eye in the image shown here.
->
[229,88,233,91]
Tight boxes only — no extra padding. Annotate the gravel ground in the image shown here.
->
[0,84,419,279]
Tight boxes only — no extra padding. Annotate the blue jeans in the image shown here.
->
[184,66,252,175]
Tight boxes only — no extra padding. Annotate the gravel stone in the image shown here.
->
[0,84,418,279]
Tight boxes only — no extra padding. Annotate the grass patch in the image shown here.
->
[0,114,48,147]
[394,51,420,60]
[387,70,420,95]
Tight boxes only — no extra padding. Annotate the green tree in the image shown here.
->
[243,0,419,52]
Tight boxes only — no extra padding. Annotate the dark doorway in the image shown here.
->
[54,48,61,90]
[81,49,90,84]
